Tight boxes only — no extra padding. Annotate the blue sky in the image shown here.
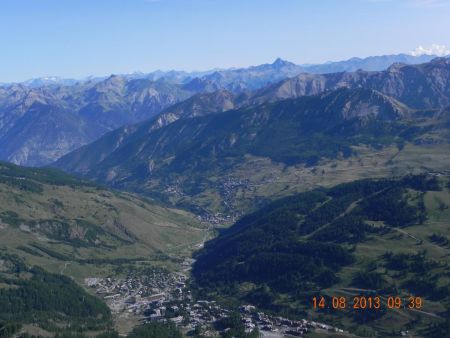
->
[1,0,450,82]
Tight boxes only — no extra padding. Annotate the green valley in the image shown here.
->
[0,161,207,336]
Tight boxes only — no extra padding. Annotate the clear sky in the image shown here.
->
[1,0,450,82]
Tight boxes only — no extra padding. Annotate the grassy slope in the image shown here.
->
[0,162,206,281]
[147,142,450,221]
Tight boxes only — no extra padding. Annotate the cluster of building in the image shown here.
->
[84,253,345,337]
[84,269,187,315]
[147,299,227,330]
[198,212,236,226]
[85,262,348,337]
[144,291,345,337]
[164,176,258,226]
[221,176,251,209]
[237,305,312,336]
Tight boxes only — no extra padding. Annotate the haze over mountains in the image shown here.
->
[0,53,445,166]
[1,52,442,89]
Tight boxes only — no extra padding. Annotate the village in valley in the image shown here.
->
[84,262,345,337]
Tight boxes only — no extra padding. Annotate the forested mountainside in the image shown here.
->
[0,253,113,336]
[193,175,450,337]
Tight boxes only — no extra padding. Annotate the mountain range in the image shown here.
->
[155,56,450,131]
[55,87,412,175]
[254,57,450,109]
[54,58,450,217]
[0,53,445,166]
[3,53,442,89]
[0,77,195,165]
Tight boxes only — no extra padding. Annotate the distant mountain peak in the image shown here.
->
[272,58,292,67]
[106,74,124,81]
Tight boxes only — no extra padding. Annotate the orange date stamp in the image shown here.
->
[312,296,423,310]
